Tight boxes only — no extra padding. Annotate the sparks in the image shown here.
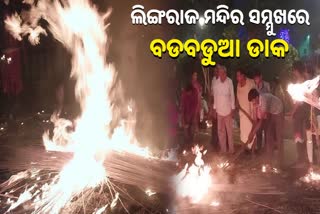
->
[145,189,156,197]
[302,170,320,183]
[210,200,220,207]
[174,145,212,203]
[262,165,267,173]
[93,205,108,214]
[217,162,229,169]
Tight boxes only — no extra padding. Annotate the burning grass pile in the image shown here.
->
[0,168,171,214]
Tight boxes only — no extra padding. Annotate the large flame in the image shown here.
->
[174,145,212,203]
[287,75,320,108]
[4,0,149,212]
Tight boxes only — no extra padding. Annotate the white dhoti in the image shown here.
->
[237,79,256,149]
[239,112,255,149]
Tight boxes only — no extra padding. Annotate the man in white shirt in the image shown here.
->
[213,65,235,153]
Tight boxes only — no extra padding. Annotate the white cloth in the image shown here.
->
[213,77,235,116]
[237,79,256,146]
[200,98,208,122]
[237,79,256,118]
[211,76,219,95]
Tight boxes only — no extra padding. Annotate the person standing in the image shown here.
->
[211,67,220,151]
[304,65,316,166]
[191,71,202,133]
[253,70,271,151]
[247,89,284,166]
[213,65,235,154]
[236,69,256,150]
[290,61,309,165]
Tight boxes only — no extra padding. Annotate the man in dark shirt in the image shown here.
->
[247,89,284,166]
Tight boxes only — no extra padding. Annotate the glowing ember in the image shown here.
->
[302,170,320,183]
[145,189,156,196]
[210,200,220,207]
[272,168,279,174]
[206,120,212,128]
[217,162,229,169]
[174,145,212,203]
[262,165,267,173]
[93,205,108,214]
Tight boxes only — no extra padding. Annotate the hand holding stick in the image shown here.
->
[220,137,257,171]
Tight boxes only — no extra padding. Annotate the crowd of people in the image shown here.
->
[179,62,320,168]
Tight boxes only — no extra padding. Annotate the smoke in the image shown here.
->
[105,0,178,151]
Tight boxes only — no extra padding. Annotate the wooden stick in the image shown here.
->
[246,199,282,213]
[0,193,18,199]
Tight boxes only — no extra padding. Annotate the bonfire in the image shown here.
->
[2,0,320,213]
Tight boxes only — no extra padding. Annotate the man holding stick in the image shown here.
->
[247,89,284,166]
[236,69,256,151]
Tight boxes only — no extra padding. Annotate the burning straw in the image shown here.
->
[0,145,175,193]
[2,0,167,212]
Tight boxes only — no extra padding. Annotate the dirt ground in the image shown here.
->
[1,113,320,213]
